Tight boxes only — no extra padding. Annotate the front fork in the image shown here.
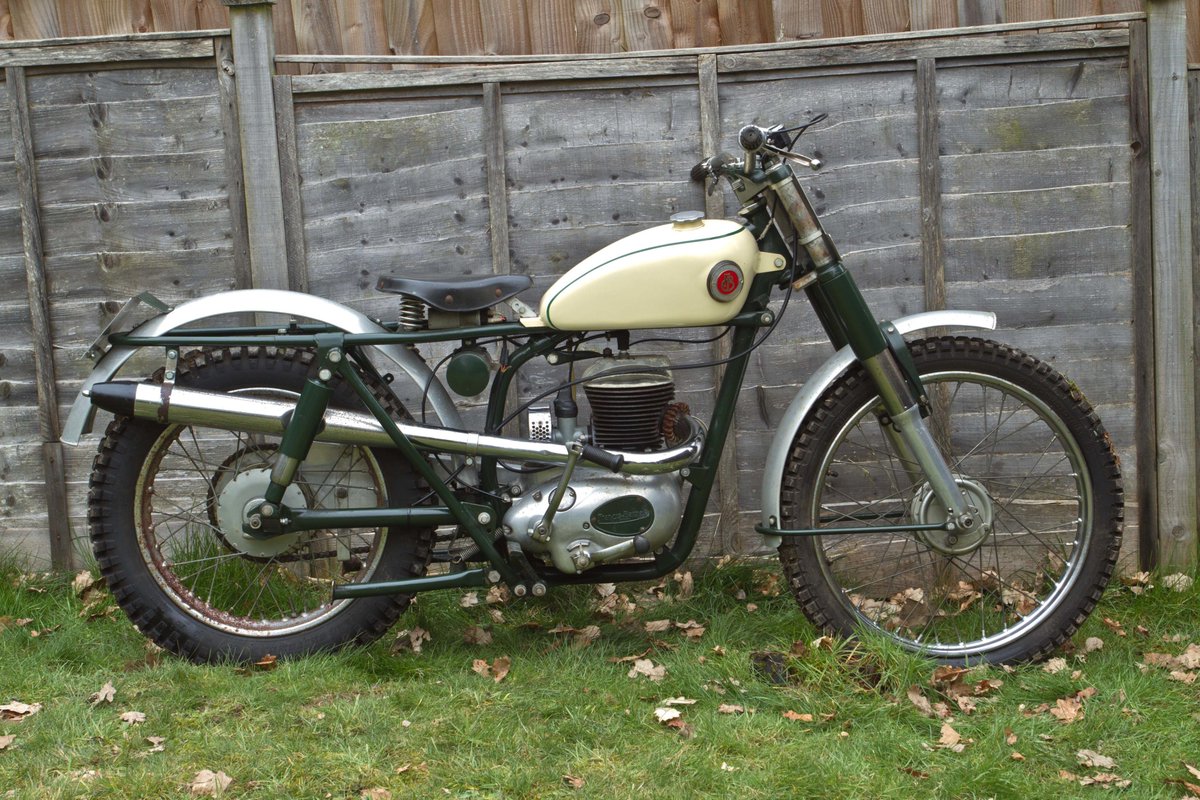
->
[814,260,974,531]
[767,170,973,532]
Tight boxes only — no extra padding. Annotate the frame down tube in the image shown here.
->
[330,355,522,596]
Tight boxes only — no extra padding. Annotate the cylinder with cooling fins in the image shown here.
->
[581,355,674,452]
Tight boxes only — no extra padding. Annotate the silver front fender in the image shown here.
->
[61,289,464,445]
[758,309,997,546]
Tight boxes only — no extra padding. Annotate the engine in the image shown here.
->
[502,354,694,574]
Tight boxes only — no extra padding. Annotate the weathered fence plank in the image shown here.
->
[0,34,216,66]
[0,0,1177,57]
[6,65,72,568]
[1191,66,1199,560]
[217,36,252,291]
[917,58,946,315]
[223,0,289,292]
[1145,0,1196,568]
[698,52,741,555]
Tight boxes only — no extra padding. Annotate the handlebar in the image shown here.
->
[691,120,825,184]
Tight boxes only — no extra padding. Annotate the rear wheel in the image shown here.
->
[89,347,434,663]
[778,337,1123,664]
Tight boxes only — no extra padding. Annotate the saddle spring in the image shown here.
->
[397,293,429,331]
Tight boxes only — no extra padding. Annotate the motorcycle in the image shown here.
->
[62,119,1123,665]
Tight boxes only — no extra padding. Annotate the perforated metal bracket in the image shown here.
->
[85,292,173,362]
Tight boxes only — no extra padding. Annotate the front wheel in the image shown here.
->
[778,337,1123,664]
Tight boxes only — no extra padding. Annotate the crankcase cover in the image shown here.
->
[529,218,774,331]
[504,471,684,562]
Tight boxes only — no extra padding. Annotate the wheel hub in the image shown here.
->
[215,467,308,558]
[911,477,994,556]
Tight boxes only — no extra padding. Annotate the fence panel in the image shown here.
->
[0,17,1173,569]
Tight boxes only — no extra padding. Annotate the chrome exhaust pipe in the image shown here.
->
[87,381,704,476]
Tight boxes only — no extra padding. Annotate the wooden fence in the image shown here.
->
[0,6,1194,571]
[1,1,1197,62]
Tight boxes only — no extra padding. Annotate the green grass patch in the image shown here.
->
[0,564,1197,799]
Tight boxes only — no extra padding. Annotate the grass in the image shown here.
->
[0,561,1197,799]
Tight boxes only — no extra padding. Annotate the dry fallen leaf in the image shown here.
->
[89,681,116,706]
[0,702,41,721]
[392,627,431,655]
[1144,644,1200,672]
[73,570,102,600]
[471,656,511,683]
[1077,749,1116,769]
[1044,687,1096,725]
[1162,573,1194,592]
[253,654,277,671]
[1078,772,1131,788]
[463,626,492,646]
[1005,728,1018,746]
[562,774,584,789]
[900,767,930,779]
[594,583,616,598]
[627,659,666,682]
[717,704,747,715]
[1011,751,1026,761]
[189,769,232,796]
[644,619,673,633]
[1102,617,1127,637]
[661,697,697,707]
[782,710,813,722]
[608,649,652,664]
[572,625,601,649]
[459,592,479,608]
[1043,657,1068,674]
[720,762,737,772]
[0,735,14,751]
[665,718,694,738]
[1083,637,1104,653]
[931,666,969,686]
[120,711,146,725]
[653,707,682,723]
[673,571,694,599]
[907,686,935,718]
[1050,697,1083,724]
[939,723,962,748]
[360,789,391,800]
[486,585,510,605]
[146,736,166,753]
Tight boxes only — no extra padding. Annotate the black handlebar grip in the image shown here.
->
[738,125,765,151]
[690,160,710,182]
[582,444,625,473]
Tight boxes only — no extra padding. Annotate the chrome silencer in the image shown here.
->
[87,381,705,476]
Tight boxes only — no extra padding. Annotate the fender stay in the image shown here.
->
[757,309,996,547]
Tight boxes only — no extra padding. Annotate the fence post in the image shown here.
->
[698,53,743,555]
[1146,0,1197,569]
[221,0,289,292]
[6,65,74,569]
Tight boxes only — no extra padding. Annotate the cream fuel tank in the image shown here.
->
[523,214,784,331]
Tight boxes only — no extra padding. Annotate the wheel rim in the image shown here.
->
[809,369,1093,659]
[134,389,392,637]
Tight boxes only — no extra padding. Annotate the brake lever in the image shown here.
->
[764,144,822,171]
